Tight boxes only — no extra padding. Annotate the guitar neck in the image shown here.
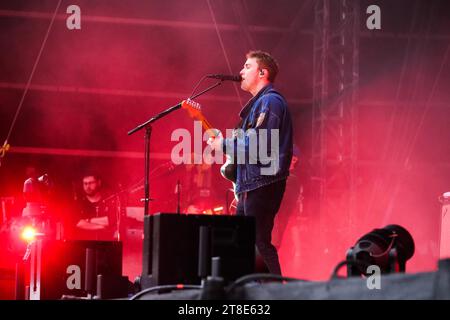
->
[182,99,218,138]
[191,112,217,138]
[198,117,214,133]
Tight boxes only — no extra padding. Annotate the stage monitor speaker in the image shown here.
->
[142,213,255,286]
[28,240,126,300]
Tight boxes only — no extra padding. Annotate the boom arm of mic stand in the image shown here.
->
[127,79,223,136]
[190,80,222,100]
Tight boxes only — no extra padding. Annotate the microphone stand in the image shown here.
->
[128,80,223,290]
[127,80,223,217]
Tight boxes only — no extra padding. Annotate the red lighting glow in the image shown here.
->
[21,226,37,242]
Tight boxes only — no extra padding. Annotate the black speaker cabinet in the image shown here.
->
[27,240,125,299]
[142,213,255,286]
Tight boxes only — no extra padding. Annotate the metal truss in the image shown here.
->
[311,0,359,241]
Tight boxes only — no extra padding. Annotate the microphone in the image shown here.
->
[207,74,242,82]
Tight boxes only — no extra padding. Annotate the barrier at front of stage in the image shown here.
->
[134,259,450,300]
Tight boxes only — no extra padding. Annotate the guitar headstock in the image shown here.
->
[181,98,202,117]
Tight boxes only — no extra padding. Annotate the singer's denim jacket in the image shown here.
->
[223,84,293,194]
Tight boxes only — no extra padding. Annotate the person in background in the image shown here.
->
[66,173,117,241]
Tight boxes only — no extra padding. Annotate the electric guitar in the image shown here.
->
[181,99,237,199]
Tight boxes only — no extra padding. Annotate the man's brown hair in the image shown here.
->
[246,50,279,83]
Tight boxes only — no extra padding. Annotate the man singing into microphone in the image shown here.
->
[208,51,293,275]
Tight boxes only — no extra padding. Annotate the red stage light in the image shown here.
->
[21,226,37,243]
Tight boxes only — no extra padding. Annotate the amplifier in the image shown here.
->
[27,240,126,299]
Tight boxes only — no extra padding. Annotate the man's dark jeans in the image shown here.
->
[236,179,287,275]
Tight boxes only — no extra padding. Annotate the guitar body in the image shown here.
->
[220,155,236,183]
[220,154,238,201]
